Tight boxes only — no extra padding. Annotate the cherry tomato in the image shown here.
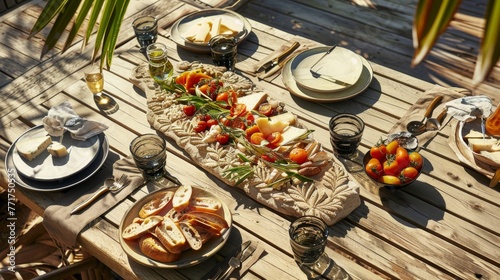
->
[261,154,277,163]
[229,118,247,130]
[395,147,410,169]
[229,103,247,119]
[266,132,282,148]
[219,117,230,127]
[245,112,255,126]
[365,158,383,179]
[409,151,423,170]
[400,166,419,183]
[250,132,265,145]
[183,104,196,116]
[289,148,308,164]
[370,144,387,162]
[383,158,400,176]
[216,133,230,145]
[194,121,207,133]
[378,175,401,185]
[258,103,273,116]
[206,119,218,128]
[386,140,399,155]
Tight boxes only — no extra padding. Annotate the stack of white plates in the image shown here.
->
[5,125,109,191]
[282,46,373,102]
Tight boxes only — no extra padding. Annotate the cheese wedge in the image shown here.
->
[237,92,268,111]
[16,136,52,161]
[280,126,309,145]
[209,18,221,38]
[479,151,500,165]
[270,112,296,126]
[464,130,489,139]
[47,142,68,157]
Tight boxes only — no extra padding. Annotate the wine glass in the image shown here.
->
[84,65,119,114]
[146,43,173,87]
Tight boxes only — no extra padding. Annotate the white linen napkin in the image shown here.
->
[444,95,493,122]
[42,101,108,140]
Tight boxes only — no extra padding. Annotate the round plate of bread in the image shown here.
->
[119,185,232,268]
[12,125,101,181]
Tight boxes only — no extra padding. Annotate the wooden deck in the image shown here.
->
[0,0,499,279]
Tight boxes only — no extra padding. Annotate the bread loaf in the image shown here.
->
[139,234,181,263]
[16,135,52,161]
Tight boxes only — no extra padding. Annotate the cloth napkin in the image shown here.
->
[443,95,493,122]
[389,85,470,146]
[42,101,109,141]
[43,157,145,247]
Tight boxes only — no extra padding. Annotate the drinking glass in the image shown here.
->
[209,35,238,71]
[84,65,119,114]
[329,113,364,159]
[146,43,173,85]
[130,134,167,180]
[132,16,158,51]
[289,216,351,279]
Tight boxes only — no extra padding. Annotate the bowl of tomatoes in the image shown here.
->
[363,133,424,189]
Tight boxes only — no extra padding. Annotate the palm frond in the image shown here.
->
[62,0,93,52]
[473,0,500,85]
[29,0,68,38]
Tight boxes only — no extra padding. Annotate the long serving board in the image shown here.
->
[130,62,361,226]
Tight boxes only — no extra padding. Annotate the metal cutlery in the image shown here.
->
[211,240,256,280]
[70,174,129,214]
[406,96,443,135]
[257,41,300,73]
[309,44,337,72]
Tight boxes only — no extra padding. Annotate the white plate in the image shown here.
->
[170,9,251,53]
[291,47,363,93]
[282,47,373,102]
[5,131,109,191]
[12,126,100,181]
[119,186,232,268]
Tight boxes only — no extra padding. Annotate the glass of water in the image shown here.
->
[130,134,167,180]
[289,216,351,279]
[132,16,158,51]
[329,113,364,160]
[209,35,238,71]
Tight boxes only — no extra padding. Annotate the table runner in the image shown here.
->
[43,156,145,246]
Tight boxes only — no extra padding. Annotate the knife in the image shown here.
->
[211,240,253,280]
[258,50,299,80]
[256,41,300,73]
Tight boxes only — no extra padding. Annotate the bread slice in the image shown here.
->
[164,207,191,222]
[189,196,221,212]
[155,218,187,254]
[139,191,174,218]
[139,234,181,263]
[16,135,52,161]
[122,215,163,240]
[172,185,193,211]
[181,211,228,236]
[179,222,202,250]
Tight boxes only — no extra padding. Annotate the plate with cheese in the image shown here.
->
[170,9,251,53]
[12,125,101,181]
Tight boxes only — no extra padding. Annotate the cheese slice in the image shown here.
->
[237,92,268,111]
[468,138,499,153]
[280,126,309,145]
[47,142,69,157]
[16,136,52,161]
[270,112,296,126]
[479,151,500,165]
[464,130,489,139]
[209,17,222,38]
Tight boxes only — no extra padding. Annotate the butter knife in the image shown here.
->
[258,51,298,80]
[256,41,300,73]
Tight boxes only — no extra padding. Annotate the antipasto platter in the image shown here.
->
[130,61,361,226]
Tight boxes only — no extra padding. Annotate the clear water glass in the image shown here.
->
[132,16,158,50]
[130,134,167,180]
[329,113,364,159]
[209,35,238,71]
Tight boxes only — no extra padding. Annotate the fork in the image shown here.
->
[70,174,129,214]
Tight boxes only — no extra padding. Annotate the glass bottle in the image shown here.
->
[486,105,500,136]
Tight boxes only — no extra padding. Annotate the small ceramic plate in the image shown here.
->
[12,126,101,181]
[291,47,363,93]
[119,186,232,268]
[282,49,373,102]
[5,131,109,191]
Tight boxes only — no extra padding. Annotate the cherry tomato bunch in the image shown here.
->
[365,139,423,185]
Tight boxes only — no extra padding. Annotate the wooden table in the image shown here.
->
[1,0,499,279]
